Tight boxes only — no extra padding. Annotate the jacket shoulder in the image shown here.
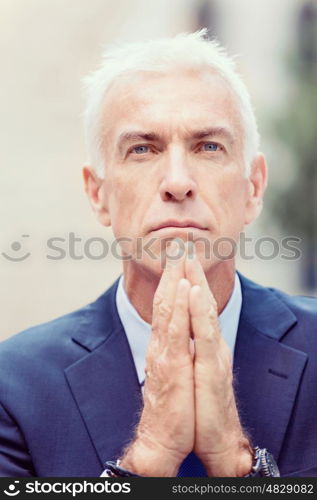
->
[0,284,116,368]
[238,273,317,344]
[269,287,317,323]
[239,273,317,321]
[0,303,89,366]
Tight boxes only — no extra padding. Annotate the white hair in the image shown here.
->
[83,29,259,178]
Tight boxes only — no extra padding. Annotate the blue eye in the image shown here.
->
[202,143,219,152]
[132,145,149,154]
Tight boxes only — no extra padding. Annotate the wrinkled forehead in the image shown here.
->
[100,68,244,144]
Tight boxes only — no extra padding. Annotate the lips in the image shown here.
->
[152,219,208,231]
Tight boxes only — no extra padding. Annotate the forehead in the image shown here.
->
[101,68,243,142]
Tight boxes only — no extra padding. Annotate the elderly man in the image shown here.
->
[0,31,316,478]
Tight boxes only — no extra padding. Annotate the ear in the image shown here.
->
[244,153,268,225]
[82,166,111,227]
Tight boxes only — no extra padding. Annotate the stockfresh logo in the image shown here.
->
[2,480,131,497]
[3,481,20,496]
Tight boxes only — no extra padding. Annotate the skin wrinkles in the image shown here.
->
[116,126,235,159]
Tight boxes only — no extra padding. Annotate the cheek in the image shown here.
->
[108,181,133,229]
[222,179,249,233]
[107,171,150,235]
[203,169,248,227]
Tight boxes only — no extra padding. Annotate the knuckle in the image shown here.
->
[158,301,172,319]
[207,306,218,323]
[156,352,167,366]
[155,353,169,375]
[210,296,218,312]
[167,321,179,337]
[203,330,217,345]
[153,293,163,308]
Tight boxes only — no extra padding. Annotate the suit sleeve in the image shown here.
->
[0,402,35,477]
[282,467,317,477]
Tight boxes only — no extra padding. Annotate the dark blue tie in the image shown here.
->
[177,452,208,477]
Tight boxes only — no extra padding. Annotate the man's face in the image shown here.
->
[86,68,265,275]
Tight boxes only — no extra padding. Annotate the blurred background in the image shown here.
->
[1,0,316,340]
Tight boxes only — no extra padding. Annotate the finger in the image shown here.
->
[189,284,220,360]
[185,245,217,311]
[167,278,191,356]
[152,239,186,335]
[155,238,185,303]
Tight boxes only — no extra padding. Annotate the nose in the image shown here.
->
[159,149,197,202]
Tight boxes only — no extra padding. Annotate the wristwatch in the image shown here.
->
[104,459,142,477]
[245,446,280,477]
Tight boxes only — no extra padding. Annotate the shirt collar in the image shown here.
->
[116,273,242,385]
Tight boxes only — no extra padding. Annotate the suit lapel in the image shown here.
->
[234,275,308,460]
[65,279,143,469]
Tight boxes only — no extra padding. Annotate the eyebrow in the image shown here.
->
[117,132,160,152]
[116,126,235,152]
[188,127,235,144]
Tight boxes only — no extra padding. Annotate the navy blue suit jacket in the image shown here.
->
[0,274,317,477]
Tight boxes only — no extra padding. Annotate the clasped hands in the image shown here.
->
[121,240,253,477]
